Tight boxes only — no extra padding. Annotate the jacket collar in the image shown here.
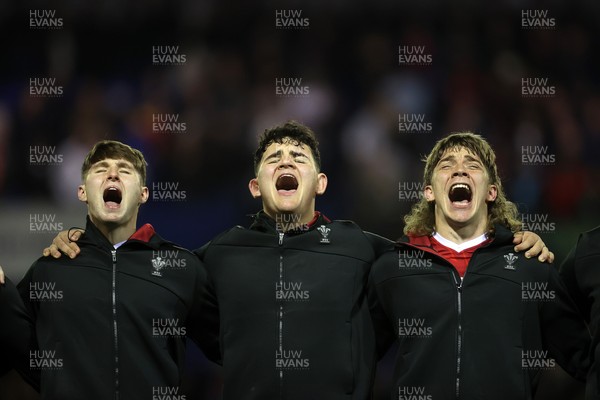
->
[248,210,331,234]
[78,216,157,250]
[401,223,514,249]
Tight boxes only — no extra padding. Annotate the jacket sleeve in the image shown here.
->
[559,234,591,322]
[17,267,37,320]
[186,252,221,365]
[3,275,39,391]
[194,240,211,261]
[364,232,395,258]
[540,265,591,382]
[367,253,397,360]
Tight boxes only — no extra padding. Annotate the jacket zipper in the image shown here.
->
[111,250,120,400]
[277,232,284,399]
[399,241,491,399]
[452,271,464,400]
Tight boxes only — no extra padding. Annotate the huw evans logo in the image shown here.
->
[398,114,432,134]
[29,281,63,301]
[398,181,425,202]
[29,78,63,97]
[151,182,187,201]
[30,350,63,369]
[275,349,310,370]
[153,387,186,400]
[29,9,63,29]
[398,318,432,338]
[398,250,432,269]
[29,214,64,233]
[275,78,310,97]
[275,10,309,29]
[29,145,63,165]
[398,45,432,66]
[522,281,556,302]
[521,214,556,233]
[152,318,186,338]
[522,350,556,369]
[521,10,555,29]
[521,78,556,98]
[275,213,309,232]
[275,281,310,301]
[521,146,555,165]
[398,386,432,400]
[151,250,187,269]
[152,46,187,65]
[152,114,187,134]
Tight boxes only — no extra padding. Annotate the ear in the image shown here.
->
[77,185,87,203]
[248,178,261,198]
[486,184,498,202]
[424,185,435,202]
[139,186,149,204]
[315,173,328,196]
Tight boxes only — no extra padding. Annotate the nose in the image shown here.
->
[451,167,468,178]
[278,153,296,169]
[107,165,120,181]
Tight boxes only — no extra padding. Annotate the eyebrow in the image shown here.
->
[290,150,309,158]
[438,154,482,165]
[463,154,483,163]
[264,150,283,162]
[263,149,309,162]
[93,160,134,169]
[438,155,456,164]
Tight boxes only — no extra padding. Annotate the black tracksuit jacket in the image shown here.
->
[0,277,35,383]
[560,225,600,400]
[18,217,208,400]
[195,211,393,400]
[369,224,590,400]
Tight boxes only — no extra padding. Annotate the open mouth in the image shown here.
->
[103,187,122,209]
[448,183,472,204]
[276,174,299,193]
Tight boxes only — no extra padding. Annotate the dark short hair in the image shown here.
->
[81,140,147,184]
[253,120,321,174]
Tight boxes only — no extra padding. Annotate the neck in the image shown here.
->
[264,209,316,232]
[434,218,489,245]
[90,217,137,245]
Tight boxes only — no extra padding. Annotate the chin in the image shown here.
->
[101,214,124,223]
[277,200,301,210]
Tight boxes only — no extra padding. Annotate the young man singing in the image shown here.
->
[19,141,209,399]
[369,132,590,399]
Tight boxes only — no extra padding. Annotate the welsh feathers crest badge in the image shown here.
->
[317,225,330,244]
[504,252,518,271]
[151,256,166,277]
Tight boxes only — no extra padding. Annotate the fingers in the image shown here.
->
[68,229,83,242]
[526,241,545,261]
[42,244,64,258]
[538,248,555,264]
[51,230,82,259]
[512,231,524,245]
[513,231,547,261]
[513,239,539,258]
[513,230,554,264]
